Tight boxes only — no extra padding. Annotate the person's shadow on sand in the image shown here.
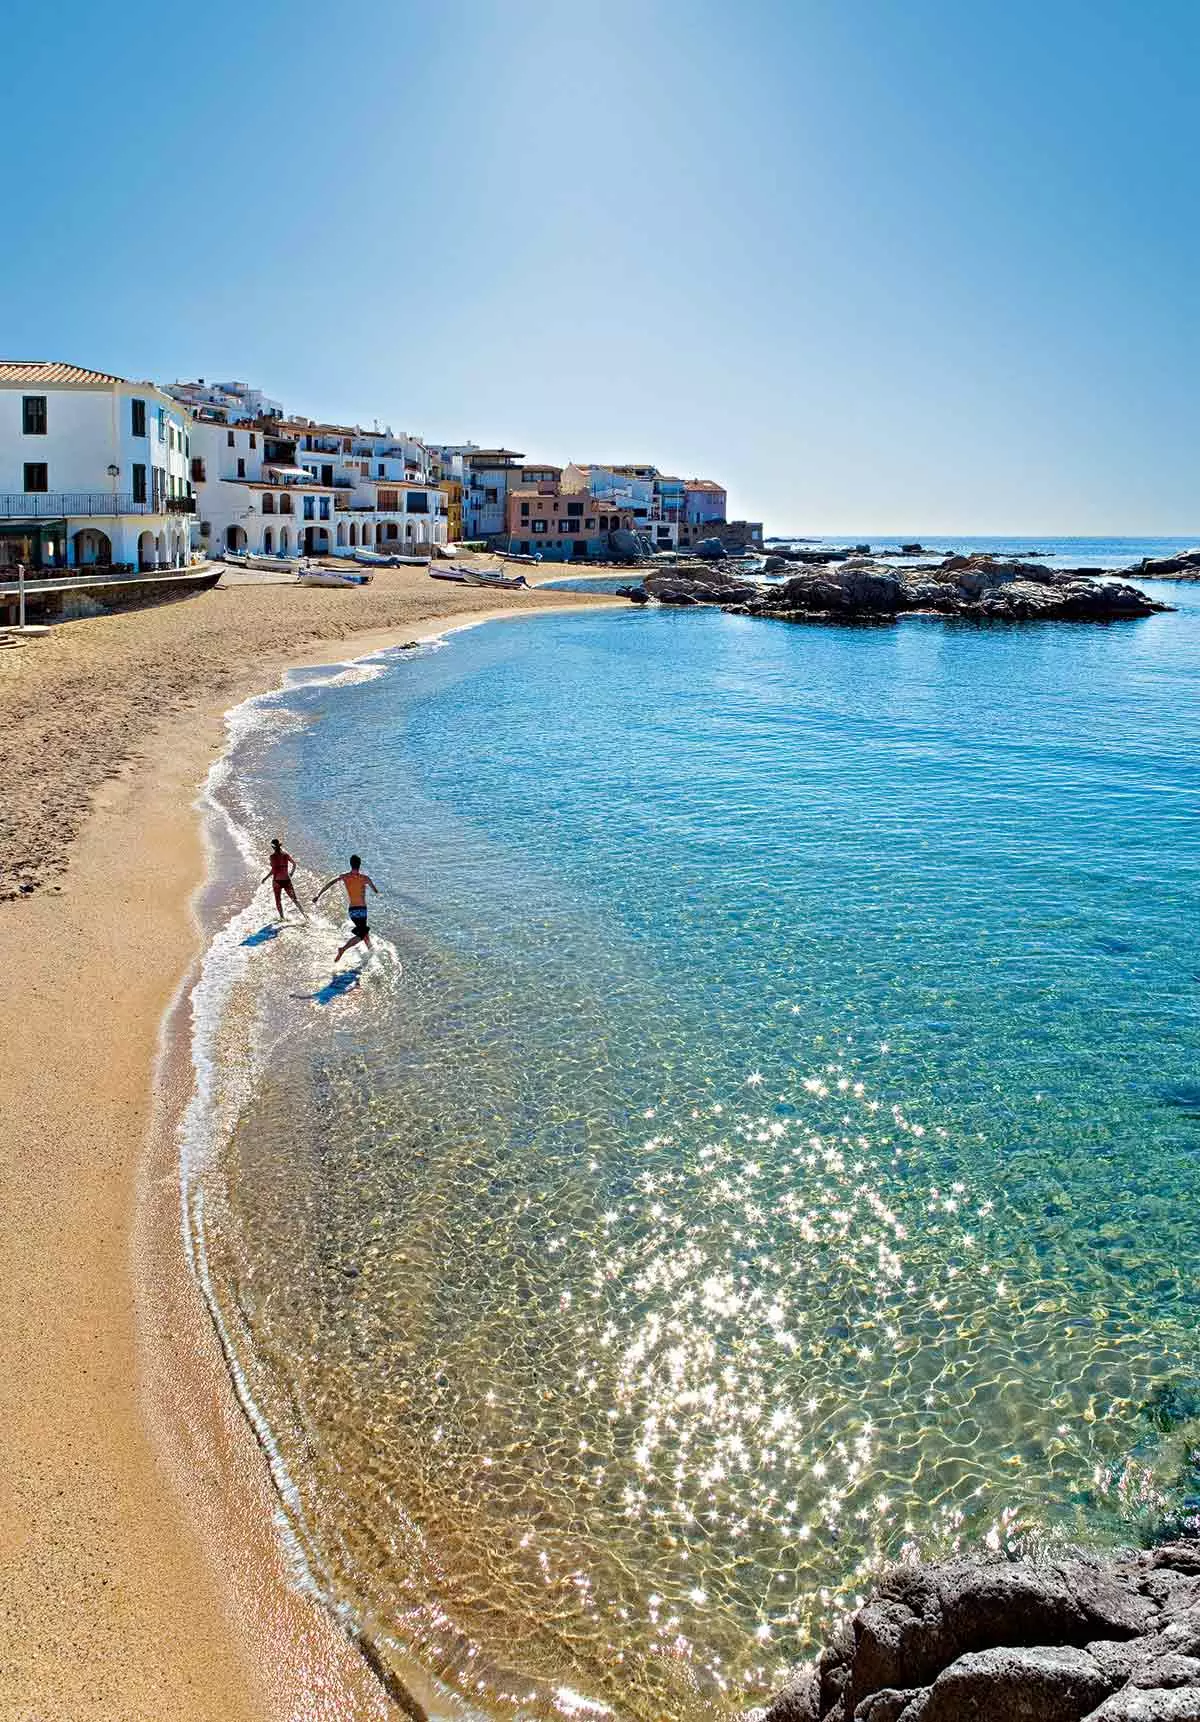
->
[290,971,362,1005]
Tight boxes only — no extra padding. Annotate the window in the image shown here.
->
[378,490,399,512]
[131,398,146,437]
[249,433,257,449]
[484,487,498,504]
[558,519,572,532]
[377,463,385,478]
[132,464,147,503]
[319,497,330,520]
[585,517,595,529]
[279,493,293,514]
[407,491,428,513]
[261,493,274,514]
[22,396,47,435]
[23,461,48,492]
[520,502,530,518]
[191,456,206,482]
[157,407,166,440]
[237,458,246,478]
[532,519,547,534]
[303,496,314,519]
[567,501,583,517]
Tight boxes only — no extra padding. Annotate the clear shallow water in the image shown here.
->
[191,581,1200,1718]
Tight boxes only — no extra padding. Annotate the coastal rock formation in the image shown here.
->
[1124,548,1200,579]
[642,565,761,606]
[624,555,1170,624]
[760,1545,1200,1722]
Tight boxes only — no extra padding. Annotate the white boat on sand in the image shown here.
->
[298,569,373,589]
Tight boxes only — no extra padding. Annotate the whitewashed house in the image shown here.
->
[166,378,282,423]
[187,414,340,557]
[286,420,448,552]
[0,361,194,571]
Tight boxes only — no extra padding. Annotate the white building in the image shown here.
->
[188,414,340,558]
[166,378,282,422]
[562,463,656,526]
[187,404,448,558]
[0,361,194,571]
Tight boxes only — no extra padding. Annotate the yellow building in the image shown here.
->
[438,478,463,542]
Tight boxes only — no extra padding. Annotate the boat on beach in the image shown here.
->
[224,551,305,574]
[351,549,430,568]
[462,567,529,589]
[297,569,374,589]
[429,565,528,589]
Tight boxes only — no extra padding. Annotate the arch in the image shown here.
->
[279,526,290,553]
[362,522,373,545]
[278,493,293,514]
[154,531,165,567]
[224,524,247,552]
[349,523,358,546]
[137,529,156,571]
[72,527,112,567]
[336,522,346,547]
[261,492,275,514]
[263,527,274,555]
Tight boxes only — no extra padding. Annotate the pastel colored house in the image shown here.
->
[506,485,633,559]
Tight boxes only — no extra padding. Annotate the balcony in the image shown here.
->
[0,491,169,518]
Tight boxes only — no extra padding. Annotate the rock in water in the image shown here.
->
[758,1546,1200,1722]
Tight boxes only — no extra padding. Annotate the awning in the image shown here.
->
[262,464,314,480]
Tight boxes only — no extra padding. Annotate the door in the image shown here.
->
[321,465,333,486]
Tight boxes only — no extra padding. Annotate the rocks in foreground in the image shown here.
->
[635,555,1170,624]
[761,1544,1200,1722]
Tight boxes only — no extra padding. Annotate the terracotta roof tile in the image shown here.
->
[0,360,127,387]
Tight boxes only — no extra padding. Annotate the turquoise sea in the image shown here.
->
[187,541,1200,1719]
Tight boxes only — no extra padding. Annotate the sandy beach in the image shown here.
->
[0,567,616,1720]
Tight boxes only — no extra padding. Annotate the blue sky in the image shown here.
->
[5,0,1196,533]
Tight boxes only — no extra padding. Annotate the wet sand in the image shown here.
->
[0,568,616,1719]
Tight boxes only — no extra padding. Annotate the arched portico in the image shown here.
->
[73,528,112,567]
[224,524,247,552]
[138,529,156,571]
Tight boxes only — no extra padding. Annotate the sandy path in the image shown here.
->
[0,573,615,1719]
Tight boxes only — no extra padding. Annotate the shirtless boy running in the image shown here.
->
[314,854,380,964]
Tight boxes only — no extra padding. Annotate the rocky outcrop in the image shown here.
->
[641,565,761,607]
[1124,549,1200,580]
[760,1545,1200,1722]
[622,555,1169,624]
